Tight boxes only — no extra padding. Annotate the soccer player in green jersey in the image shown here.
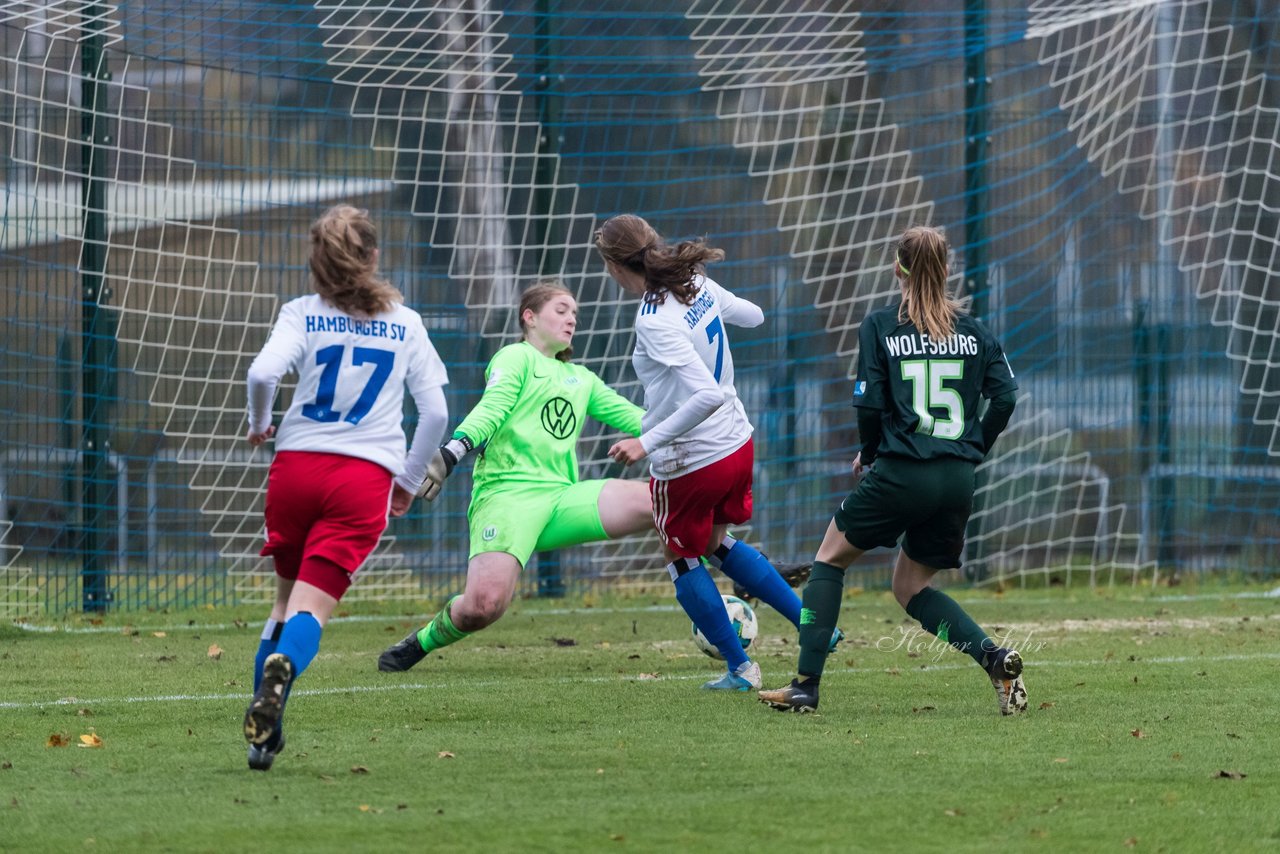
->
[376,281,653,670]
[759,225,1026,715]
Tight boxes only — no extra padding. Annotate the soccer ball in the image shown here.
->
[691,594,758,660]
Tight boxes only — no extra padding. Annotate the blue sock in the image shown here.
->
[275,611,323,679]
[671,559,749,670]
[253,619,283,693]
[710,536,802,628]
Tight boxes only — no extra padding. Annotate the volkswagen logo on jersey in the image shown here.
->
[540,397,577,439]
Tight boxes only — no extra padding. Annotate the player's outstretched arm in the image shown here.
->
[586,372,644,437]
[719,293,764,329]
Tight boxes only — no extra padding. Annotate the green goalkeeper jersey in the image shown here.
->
[454,342,643,493]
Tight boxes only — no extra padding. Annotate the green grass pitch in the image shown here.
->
[2,584,1278,852]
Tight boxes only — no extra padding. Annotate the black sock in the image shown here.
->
[904,587,997,667]
[796,561,845,678]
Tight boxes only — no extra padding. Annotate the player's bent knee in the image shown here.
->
[454,593,509,630]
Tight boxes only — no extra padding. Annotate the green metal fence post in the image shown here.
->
[963,0,990,579]
[80,7,115,612]
[534,0,565,598]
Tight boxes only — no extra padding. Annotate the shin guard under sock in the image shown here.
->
[796,562,845,678]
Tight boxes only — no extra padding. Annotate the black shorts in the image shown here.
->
[832,456,976,570]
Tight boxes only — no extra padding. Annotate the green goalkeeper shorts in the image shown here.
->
[467,478,611,567]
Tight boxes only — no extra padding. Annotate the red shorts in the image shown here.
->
[260,451,392,589]
[650,437,754,559]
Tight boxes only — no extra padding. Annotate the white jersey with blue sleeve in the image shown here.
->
[247,294,449,478]
[632,275,762,479]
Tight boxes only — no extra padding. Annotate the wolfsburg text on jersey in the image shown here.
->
[884,333,980,358]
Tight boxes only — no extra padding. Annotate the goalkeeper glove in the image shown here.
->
[419,437,471,501]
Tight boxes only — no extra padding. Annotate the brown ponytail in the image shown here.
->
[309,205,401,316]
[594,214,725,306]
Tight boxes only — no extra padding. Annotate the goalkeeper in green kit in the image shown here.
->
[377,281,655,670]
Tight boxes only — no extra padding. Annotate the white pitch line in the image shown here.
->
[8,606,681,634]
[9,590,1276,634]
[3,650,1279,711]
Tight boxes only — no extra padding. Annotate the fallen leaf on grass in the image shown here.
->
[1212,770,1246,780]
[437,751,455,759]
[1124,838,1138,847]
[1038,702,1055,710]
[46,734,70,748]
[350,765,370,774]
[943,808,964,817]
[78,734,103,749]
[1130,729,1147,739]
[207,644,223,660]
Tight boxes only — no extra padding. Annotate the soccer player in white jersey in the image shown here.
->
[595,214,840,691]
[241,205,450,770]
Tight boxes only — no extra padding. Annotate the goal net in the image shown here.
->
[1,0,1275,611]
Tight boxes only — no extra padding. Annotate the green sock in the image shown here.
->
[796,562,845,679]
[904,587,996,667]
[415,595,470,654]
